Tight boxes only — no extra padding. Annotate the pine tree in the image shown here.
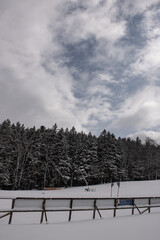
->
[67,127,78,187]
[0,120,12,189]
[97,130,122,183]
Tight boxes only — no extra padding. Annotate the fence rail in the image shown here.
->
[0,196,160,224]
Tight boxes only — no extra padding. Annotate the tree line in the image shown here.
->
[0,119,160,190]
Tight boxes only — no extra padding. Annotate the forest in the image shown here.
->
[0,119,160,190]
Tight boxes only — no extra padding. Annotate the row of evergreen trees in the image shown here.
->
[0,119,160,190]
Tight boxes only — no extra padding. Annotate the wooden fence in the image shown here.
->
[0,196,160,224]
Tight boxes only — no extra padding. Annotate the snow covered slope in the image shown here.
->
[1,179,160,198]
[1,180,160,240]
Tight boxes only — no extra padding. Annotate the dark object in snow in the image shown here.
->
[118,198,133,206]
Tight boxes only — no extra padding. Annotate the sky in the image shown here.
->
[1,0,160,142]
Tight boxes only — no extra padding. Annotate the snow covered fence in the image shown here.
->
[0,196,160,224]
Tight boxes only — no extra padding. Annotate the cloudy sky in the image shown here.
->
[1,0,160,142]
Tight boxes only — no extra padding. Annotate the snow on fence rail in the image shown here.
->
[0,197,160,224]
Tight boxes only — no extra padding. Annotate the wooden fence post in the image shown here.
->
[148,198,151,213]
[8,199,15,224]
[40,199,47,224]
[132,199,135,215]
[93,199,96,219]
[68,199,73,222]
[113,198,117,217]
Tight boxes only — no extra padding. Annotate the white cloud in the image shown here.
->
[132,38,160,77]
[119,0,160,16]
[129,6,160,82]
[81,95,112,124]
[128,130,160,144]
[110,85,160,132]
[1,0,160,138]
[99,73,118,83]
[87,74,113,96]
[0,0,86,131]
[0,0,127,132]
[57,0,126,44]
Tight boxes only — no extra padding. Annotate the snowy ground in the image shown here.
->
[1,180,160,240]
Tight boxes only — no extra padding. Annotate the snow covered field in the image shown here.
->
[1,180,160,240]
